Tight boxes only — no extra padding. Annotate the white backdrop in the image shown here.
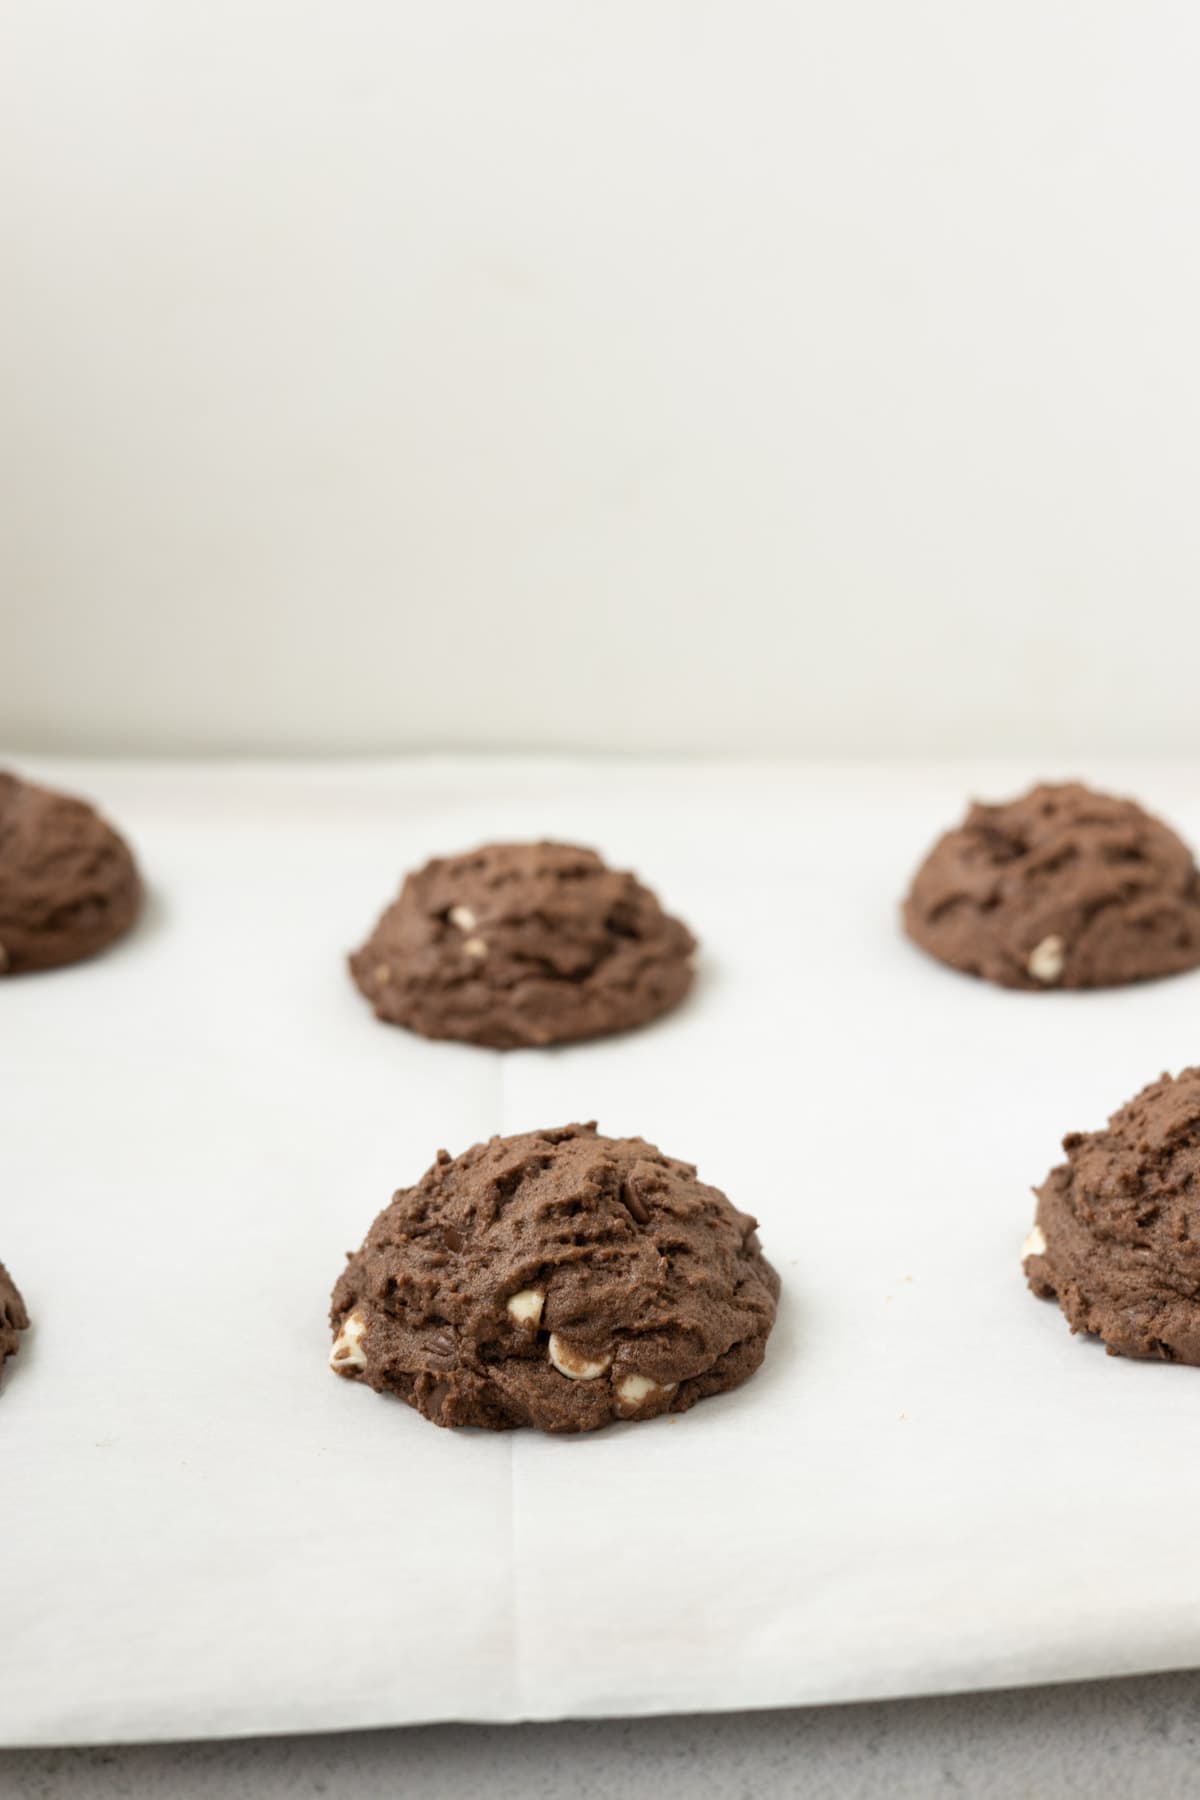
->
[3,1,1199,757]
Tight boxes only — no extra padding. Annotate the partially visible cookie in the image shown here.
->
[350,841,696,1048]
[0,1262,29,1373]
[330,1122,780,1432]
[904,781,1200,990]
[0,771,142,974]
[1025,1067,1200,1363]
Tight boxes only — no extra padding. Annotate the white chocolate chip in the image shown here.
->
[615,1372,677,1414]
[1022,1225,1047,1260]
[330,1309,368,1373]
[463,936,488,959]
[1027,935,1065,984]
[548,1332,612,1381]
[373,963,390,986]
[448,905,477,932]
[506,1287,545,1327]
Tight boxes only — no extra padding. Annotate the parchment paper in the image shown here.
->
[6,755,1200,1746]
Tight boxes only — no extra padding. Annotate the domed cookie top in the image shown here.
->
[350,841,696,1047]
[329,1122,780,1432]
[1025,1066,1200,1364]
[903,781,1200,990]
[0,771,142,974]
[0,1261,29,1374]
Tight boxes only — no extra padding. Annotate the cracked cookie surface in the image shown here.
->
[903,782,1200,990]
[330,1123,780,1432]
[1026,1067,1200,1363]
[0,771,142,974]
[350,841,696,1047]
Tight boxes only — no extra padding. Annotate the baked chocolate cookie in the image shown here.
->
[350,841,696,1048]
[330,1123,780,1432]
[0,1262,29,1374]
[0,771,142,974]
[904,781,1200,990]
[1025,1067,1200,1362]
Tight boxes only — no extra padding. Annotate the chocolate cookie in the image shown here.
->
[0,771,142,974]
[1025,1067,1200,1362]
[330,1123,780,1432]
[0,1262,29,1374]
[350,841,696,1048]
[904,781,1200,990]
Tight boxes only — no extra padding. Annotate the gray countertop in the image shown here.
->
[4,1671,1200,1799]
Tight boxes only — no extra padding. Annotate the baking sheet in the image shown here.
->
[7,754,1200,1746]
